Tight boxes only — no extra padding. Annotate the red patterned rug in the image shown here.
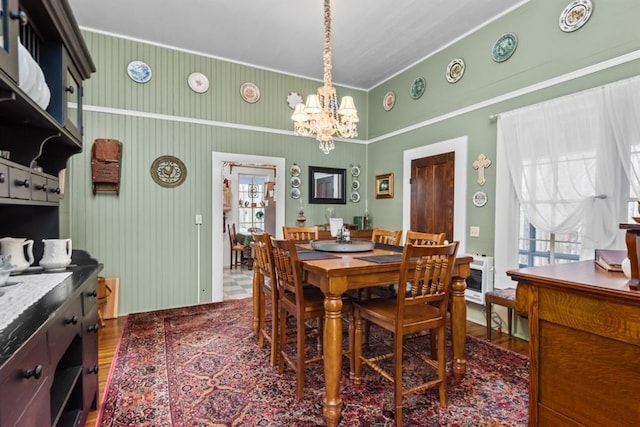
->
[96,298,528,426]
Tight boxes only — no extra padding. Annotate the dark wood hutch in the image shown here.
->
[0,0,101,426]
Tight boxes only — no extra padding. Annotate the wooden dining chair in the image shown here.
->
[353,241,459,426]
[370,228,402,246]
[271,237,353,400]
[251,232,279,366]
[228,223,245,269]
[404,230,446,246]
[282,225,319,242]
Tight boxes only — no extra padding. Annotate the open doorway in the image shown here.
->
[212,152,286,302]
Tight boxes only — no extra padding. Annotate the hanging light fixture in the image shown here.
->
[291,0,358,154]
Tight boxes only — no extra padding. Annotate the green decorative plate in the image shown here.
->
[492,33,518,62]
[410,77,426,99]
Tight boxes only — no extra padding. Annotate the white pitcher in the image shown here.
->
[40,238,72,271]
[0,237,35,274]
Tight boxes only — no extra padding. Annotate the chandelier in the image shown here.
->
[291,0,358,154]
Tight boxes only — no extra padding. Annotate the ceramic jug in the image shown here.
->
[40,238,72,271]
[0,237,35,274]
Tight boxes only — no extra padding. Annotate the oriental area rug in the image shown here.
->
[96,298,528,426]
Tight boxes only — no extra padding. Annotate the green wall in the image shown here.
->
[65,0,640,315]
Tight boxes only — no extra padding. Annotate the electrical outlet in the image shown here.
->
[195,214,202,225]
[470,226,480,237]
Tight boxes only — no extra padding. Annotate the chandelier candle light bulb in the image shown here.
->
[291,0,359,154]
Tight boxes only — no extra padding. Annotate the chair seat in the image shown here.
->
[356,297,443,331]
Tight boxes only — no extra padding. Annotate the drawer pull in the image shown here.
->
[35,183,47,192]
[66,315,79,325]
[9,10,28,26]
[49,187,61,194]
[65,85,75,94]
[23,365,43,379]
[0,172,4,183]
[87,323,99,333]
[14,178,29,188]
[87,290,98,298]
[88,365,99,374]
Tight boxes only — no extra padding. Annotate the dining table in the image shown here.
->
[254,240,472,426]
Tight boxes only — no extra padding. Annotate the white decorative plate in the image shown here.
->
[287,91,303,109]
[383,91,395,111]
[410,77,426,99]
[290,187,301,199]
[492,33,518,62]
[127,60,152,83]
[351,180,360,190]
[473,191,488,207]
[446,58,465,83]
[350,192,361,203]
[188,72,209,93]
[559,0,593,33]
[290,176,301,188]
[240,82,260,103]
[290,164,301,176]
[350,165,361,177]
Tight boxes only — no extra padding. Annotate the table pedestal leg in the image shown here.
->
[323,294,343,427]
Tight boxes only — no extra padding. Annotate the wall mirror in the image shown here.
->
[308,166,346,204]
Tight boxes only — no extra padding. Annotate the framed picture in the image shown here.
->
[375,173,394,199]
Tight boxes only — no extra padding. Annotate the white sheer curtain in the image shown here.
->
[605,76,640,198]
[497,85,622,257]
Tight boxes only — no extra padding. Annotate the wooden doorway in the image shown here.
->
[410,152,455,241]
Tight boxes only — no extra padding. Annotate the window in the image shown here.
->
[237,174,266,233]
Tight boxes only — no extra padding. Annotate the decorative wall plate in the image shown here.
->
[240,82,260,103]
[559,0,593,32]
[351,180,360,190]
[150,155,187,188]
[472,191,488,207]
[383,91,396,111]
[127,60,152,83]
[446,58,465,83]
[350,165,361,177]
[287,91,303,109]
[290,187,301,199]
[492,33,518,62]
[410,77,426,99]
[290,176,301,188]
[188,72,209,93]
[290,164,301,176]
[350,192,361,203]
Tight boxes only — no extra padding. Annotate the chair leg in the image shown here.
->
[437,326,447,407]
[486,301,492,340]
[353,313,363,386]
[393,334,404,427]
[269,295,279,367]
[507,307,514,336]
[296,316,306,401]
[278,306,286,375]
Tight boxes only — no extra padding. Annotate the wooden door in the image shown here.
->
[410,152,455,241]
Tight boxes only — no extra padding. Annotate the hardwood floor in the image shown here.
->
[85,314,527,426]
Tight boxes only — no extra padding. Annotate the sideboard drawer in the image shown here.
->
[0,333,50,426]
[47,178,61,202]
[31,173,48,201]
[8,167,30,199]
[47,297,82,364]
[0,163,8,198]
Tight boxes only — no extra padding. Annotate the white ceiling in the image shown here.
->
[68,0,525,90]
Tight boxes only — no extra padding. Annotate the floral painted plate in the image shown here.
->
[290,176,301,188]
[240,82,260,103]
[290,164,301,177]
[559,0,593,32]
[350,192,361,203]
[492,33,518,62]
[410,77,426,99]
[290,187,301,199]
[127,60,152,83]
[350,165,361,177]
[446,58,465,83]
[188,72,209,93]
[383,91,395,111]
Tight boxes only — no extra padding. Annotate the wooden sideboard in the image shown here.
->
[508,261,640,426]
[0,264,102,427]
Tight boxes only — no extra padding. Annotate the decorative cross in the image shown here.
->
[473,154,492,186]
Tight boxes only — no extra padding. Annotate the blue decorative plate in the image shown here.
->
[127,61,152,83]
[410,77,426,100]
[492,33,518,63]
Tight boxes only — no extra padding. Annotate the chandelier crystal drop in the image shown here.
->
[291,0,359,154]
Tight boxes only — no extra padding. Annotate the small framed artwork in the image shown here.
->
[375,173,394,199]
